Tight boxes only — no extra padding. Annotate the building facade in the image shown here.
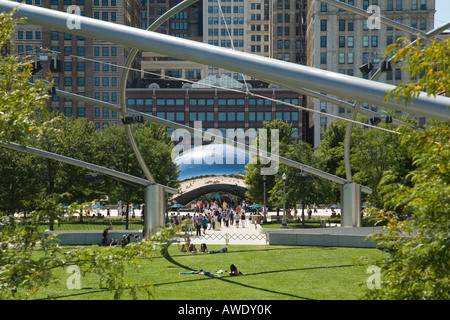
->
[203,0,308,78]
[139,0,204,82]
[126,77,307,147]
[13,0,141,128]
[307,0,435,147]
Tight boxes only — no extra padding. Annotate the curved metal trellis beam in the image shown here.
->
[0,141,178,194]
[119,0,199,185]
[53,87,373,194]
[1,1,449,122]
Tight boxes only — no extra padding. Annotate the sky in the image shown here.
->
[435,0,450,31]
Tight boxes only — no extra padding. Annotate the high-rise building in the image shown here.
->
[13,0,141,129]
[307,0,435,148]
[139,0,204,83]
[202,0,308,78]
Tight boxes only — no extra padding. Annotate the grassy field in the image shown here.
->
[32,244,385,300]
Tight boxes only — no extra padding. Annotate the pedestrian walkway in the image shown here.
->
[171,208,338,246]
[176,219,268,246]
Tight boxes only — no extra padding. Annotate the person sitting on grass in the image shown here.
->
[229,264,242,276]
[199,243,207,252]
[188,244,197,253]
[180,244,187,252]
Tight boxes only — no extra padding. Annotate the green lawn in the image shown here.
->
[33,244,385,300]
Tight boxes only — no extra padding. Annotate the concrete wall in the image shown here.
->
[263,227,381,248]
[48,230,143,246]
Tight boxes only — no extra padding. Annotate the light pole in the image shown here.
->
[281,173,287,228]
[263,175,267,223]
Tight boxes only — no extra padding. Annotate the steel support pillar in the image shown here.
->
[143,184,166,239]
[341,183,362,228]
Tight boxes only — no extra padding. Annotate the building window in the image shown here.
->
[78,107,85,117]
[320,20,327,31]
[64,77,72,86]
[371,35,378,47]
[363,0,369,10]
[320,52,327,64]
[387,0,393,11]
[348,52,354,64]
[420,18,427,30]
[348,36,354,47]
[420,0,427,10]
[218,112,227,121]
[77,47,85,56]
[395,68,402,80]
[348,20,354,31]
[363,36,369,47]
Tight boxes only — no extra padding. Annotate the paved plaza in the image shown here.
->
[97,207,338,246]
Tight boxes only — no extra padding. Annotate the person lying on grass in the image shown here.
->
[179,269,218,277]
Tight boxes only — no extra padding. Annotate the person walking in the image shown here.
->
[195,215,202,236]
[201,215,208,234]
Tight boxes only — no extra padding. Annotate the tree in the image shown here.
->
[0,148,42,215]
[315,120,347,205]
[384,37,449,103]
[0,14,180,300]
[349,121,413,207]
[269,141,328,223]
[359,37,450,300]
[244,120,294,215]
[92,123,180,228]
[361,121,449,299]
[0,11,51,143]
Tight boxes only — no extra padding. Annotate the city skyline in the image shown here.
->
[9,0,446,148]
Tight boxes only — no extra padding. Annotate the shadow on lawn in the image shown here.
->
[39,246,348,300]
[162,247,353,300]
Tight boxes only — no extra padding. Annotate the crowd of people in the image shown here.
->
[169,198,262,235]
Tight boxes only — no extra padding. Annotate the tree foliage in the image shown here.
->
[244,120,336,216]
[360,122,449,299]
[385,37,450,103]
[0,13,181,300]
[0,11,52,142]
[359,36,450,300]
